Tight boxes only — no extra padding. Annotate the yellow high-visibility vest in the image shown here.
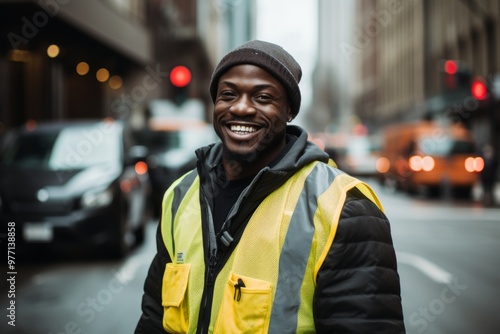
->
[160,160,383,334]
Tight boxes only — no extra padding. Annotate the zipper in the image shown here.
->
[197,168,268,333]
[217,167,269,237]
[197,191,218,334]
[198,248,216,333]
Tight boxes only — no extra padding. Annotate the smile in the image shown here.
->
[230,125,258,134]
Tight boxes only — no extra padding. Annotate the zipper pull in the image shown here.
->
[233,278,245,301]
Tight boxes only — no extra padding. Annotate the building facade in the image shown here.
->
[352,0,500,152]
[0,0,255,132]
[0,0,155,129]
[308,0,360,135]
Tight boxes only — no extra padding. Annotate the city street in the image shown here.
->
[2,179,500,334]
[2,1,500,334]
[374,180,500,334]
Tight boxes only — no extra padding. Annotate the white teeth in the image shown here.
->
[230,125,257,133]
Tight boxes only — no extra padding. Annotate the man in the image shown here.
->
[480,144,498,206]
[135,40,405,333]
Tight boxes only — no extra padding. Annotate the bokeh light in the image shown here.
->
[96,68,110,82]
[47,44,60,58]
[76,62,90,76]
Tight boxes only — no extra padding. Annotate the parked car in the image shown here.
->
[337,135,380,177]
[133,123,217,215]
[0,119,151,258]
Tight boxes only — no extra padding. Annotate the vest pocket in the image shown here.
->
[162,263,191,334]
[214,272,273,334]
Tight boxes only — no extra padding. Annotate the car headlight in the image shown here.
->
[81,187,114,209]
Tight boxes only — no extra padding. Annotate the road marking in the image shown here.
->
[397,251,454,284]
[114,251,152,283]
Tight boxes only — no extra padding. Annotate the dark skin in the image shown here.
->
[213,64,293,180]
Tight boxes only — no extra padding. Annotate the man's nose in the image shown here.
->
[230,95,256,115]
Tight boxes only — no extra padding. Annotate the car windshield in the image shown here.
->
[134,130,181,152]
[346,137,377,156]
[0,125,121,170]
[134,126,216,153]
[419,136,476,156]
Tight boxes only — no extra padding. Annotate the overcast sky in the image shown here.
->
[255,0,318,125]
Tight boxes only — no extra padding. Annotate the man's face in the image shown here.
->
[214,64,291,163]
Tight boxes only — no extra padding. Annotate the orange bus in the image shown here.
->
[376,120,484,198]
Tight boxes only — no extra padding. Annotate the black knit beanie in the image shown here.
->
[209,40,302,118]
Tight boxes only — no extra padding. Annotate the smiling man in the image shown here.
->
[135,40,405,334]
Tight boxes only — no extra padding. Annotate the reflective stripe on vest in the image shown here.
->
[160,161,383,334]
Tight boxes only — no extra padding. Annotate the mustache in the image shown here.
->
[223,115,287,125]
[224,116,257,122]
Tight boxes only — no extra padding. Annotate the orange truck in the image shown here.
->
[376,120,484,198]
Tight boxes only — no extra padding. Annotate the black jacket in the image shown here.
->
[135,126,405,333]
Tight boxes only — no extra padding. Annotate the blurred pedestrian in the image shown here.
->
[135,40,405,333]
[480,144,498,206]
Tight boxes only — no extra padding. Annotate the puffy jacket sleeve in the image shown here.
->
[313,188,405,333]
[135,222,171,334]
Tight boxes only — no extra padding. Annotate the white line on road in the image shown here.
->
[397,251,454,284]
[114,251,153,283]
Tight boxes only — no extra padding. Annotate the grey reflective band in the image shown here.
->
[170,170,197,256]
[268,163,340,333]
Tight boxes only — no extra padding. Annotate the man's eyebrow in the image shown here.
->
[219,81,275,90]
[219,80,237,88]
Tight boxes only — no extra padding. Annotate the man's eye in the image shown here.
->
[256,94,272,102]
[219,91,236,98]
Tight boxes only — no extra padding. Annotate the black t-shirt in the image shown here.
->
[212,168,253,234]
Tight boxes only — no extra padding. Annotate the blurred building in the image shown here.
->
[194,0,256,122]
[352,0,500,153]
[0,0,255,132]
[0,0,154,129]
[198,0,256,65]
[308,0,355,134]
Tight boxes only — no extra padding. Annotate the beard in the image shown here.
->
[225,147,255,162]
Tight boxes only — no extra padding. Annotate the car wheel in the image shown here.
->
[134,224,145,245]
[109,199,135,258]
[134,194,153,246]
[452,186,473,199]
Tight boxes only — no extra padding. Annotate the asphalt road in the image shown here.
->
[2,179,499,334]
[376,180,500,334]
[1,220,158,334]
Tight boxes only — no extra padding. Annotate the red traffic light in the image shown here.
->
[170,65,191,87]
[444,60,458,75]
[471,78,488,100]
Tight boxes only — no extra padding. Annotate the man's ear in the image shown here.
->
[287,105,293,122]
